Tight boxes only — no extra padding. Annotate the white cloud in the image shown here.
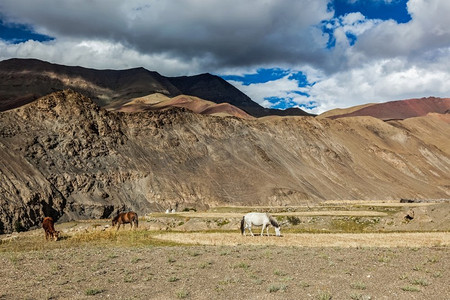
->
[305,58,450,114]
[0,38,203,76]
[228,75,303,106]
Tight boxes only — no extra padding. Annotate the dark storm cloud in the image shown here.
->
[0,0,332,70]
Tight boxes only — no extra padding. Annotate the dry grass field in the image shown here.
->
[1,201,449,299]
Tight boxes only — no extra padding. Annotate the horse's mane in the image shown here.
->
[268,215,279,228]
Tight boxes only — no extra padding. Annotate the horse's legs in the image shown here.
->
[248,224,254,236]
[260,224,265,236]
[116,223,121,231]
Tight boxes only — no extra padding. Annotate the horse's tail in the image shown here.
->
[268,215,279,228]
[134,213,139,228]
[240,216,245,235]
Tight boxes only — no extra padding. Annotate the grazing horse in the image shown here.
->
[240,212,281,237]
[42,217,60,241]
[112,211,138,230]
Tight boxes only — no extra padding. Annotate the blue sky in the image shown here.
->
[1,0,450,113]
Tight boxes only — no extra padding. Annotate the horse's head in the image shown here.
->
[275,226,281,237]
[53,231,60,241]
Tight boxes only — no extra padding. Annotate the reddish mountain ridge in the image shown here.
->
[324,97,450,120]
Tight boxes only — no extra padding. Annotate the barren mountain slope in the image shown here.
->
[115,94,254,119]
[323,97,450,120]
[0,90,449,233]
[318,103,375,119]
[0,58,180,110]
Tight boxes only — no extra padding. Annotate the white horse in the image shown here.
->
[240,212,281,237]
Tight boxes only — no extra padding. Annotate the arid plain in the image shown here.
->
[1,201,449,299]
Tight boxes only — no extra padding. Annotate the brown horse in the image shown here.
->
[42,217,60,241]
[112,211,138,230]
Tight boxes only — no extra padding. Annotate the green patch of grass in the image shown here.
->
[378,255,391,263]
[85,288,104,296]
[401,285,421,292]
[176,290,189,299]
[124,276,136,283]
[167,257,176,263]
[316,290,332,300]
[233,262,250,269]
[131,257,142,263]
[399,274,408,280]
[168,276,179,282]
[350,281,367,290]
[426,256,439,264]
[215,219,230,226]
[267,284,287,293]
[350,293,371,300]
[274,269,288,276]
[432,271,442,278]
[412,265,421,271]
[410,278,429,286]
[299,281,310,288]
[330,217,376,233]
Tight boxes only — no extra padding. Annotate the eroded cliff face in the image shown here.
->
[1,90,449,233]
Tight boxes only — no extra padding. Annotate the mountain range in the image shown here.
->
[0,59,449,233]
[0,58,312,118]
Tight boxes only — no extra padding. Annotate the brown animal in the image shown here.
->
[112,211,138,230]
[42,217,60,241]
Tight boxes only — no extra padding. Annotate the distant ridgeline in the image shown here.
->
[0,58,314,118]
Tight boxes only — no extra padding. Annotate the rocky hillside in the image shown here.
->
[0,90,449,233]
[0,58,313,117]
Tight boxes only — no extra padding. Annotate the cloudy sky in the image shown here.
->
[1,0,450,113]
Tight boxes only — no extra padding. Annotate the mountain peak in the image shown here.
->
[0,58,313,117]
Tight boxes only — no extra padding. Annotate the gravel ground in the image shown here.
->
[0,244,448,299]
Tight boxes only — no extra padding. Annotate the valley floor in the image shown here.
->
[0,202,449,299]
